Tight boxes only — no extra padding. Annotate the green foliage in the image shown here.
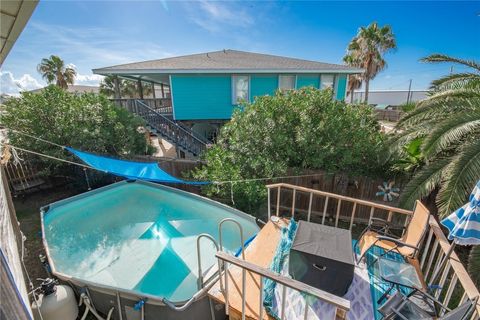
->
[468,246,480,288]
[391,137,424,173]
[100,75,153,98]
[1,85,150,175]
[399,102,416,113]
[389,54,480,216]
[193,88,387,213]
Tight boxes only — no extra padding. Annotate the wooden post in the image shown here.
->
[160,83,165,98]
[113,76,121,99]
[137,80,144,99]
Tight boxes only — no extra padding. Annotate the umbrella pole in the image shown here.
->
[429,242,456,287]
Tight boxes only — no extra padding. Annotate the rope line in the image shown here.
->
[7,129,65,149]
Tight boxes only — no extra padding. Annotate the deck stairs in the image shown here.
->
[129,100,209,157]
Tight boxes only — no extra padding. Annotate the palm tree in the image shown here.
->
[37,55,76,89]
[390,54,480,285]
[390,54,480,215]
[347,74,362,103]
[99,75,153,98]
[343,22,396,104]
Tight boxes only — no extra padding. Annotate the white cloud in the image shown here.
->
[0,71,43,95]
[75,73,104,86]
[186,1,254,33]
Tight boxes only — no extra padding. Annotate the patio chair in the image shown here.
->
[378,290,478,320]
[354,200,430,264]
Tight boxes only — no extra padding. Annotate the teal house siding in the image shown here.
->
[251,74,278,100]
[297,75,320,89]
[335,74,347,100]
[171,74,233,120]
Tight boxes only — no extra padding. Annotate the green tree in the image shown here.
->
[100,75,153,98]
[193,88,386,213]
[1,85,150,175]
[37,55,76,89]
[390,54,480,217]
[343,22,396,104]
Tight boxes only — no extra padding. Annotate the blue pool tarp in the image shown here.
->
[66,147,209,185]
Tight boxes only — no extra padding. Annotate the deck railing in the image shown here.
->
[111,98,173,114]
[261,183,480,318]
[215,251,351,320]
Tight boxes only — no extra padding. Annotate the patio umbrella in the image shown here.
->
[430,180,480,285]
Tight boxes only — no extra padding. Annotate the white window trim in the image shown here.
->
[231,75,250,105]
[278,74,297,90]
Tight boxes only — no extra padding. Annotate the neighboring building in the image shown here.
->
[349,90,428,106]
[30,85,100,94]
[93,50,361,155]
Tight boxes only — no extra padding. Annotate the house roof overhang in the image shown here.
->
[0,0,38,66]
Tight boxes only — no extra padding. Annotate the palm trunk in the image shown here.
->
[364,79,370,104]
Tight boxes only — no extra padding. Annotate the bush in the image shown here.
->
[1,85,150,177]
[193,88,387,213]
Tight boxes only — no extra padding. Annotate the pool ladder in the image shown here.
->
[162,218,246,315]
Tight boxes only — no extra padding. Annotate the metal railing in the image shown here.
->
[132,100,207,156]
[111,98,173,115]
[215,251,351,320]
[264,183,480,318]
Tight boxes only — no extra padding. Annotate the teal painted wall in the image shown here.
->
[171,74,233,120]
[297,75,320,89]
[336,74,347,101]
[171,73,349,120]
[251,75,278,99]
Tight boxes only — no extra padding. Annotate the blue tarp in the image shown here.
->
[66,147,209,185]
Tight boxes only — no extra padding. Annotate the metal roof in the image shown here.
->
[93,50,362,75]
[0,0,38,66]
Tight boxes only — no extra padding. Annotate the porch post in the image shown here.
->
[160,83,165,98]
[113,76,121,99]
[151,82,156,99]
[137,80,144,99]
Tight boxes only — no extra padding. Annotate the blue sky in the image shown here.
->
[1,1,479,95]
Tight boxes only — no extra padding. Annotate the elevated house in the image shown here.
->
[93,50,362,157]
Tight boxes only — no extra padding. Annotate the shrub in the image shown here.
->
[193,87,387,213]
[1,85,150,177]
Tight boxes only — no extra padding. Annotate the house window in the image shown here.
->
[232,75,249,104]
[279,75,296,90]
[321,74,335,90]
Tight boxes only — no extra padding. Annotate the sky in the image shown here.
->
[1,1,479,95]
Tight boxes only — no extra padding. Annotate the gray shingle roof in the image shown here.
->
[93,50,361,74]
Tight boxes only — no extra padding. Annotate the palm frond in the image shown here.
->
[430,73,480,90]
[436,139,480,217]
[398,158,450,209]
[468,246,480,288]
[421,54,480,71]
[387,125,430,157]
[422,112,480,158]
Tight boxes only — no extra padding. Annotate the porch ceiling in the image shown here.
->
[118,73,170,85]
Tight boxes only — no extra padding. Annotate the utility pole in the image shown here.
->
[407,79,412,104]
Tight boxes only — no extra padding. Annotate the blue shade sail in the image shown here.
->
[442,180,480,245]
[66,147,208,185]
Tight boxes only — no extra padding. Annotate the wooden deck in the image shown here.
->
[208,218,288,320]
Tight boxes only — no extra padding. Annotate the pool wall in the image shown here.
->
[40,180,259,320]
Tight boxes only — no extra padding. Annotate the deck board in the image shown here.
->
[208,218,288,320]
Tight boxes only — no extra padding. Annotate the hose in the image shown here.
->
[79,293,114,320]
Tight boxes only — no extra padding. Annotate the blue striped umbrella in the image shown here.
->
[441,180,480,245]
[430,180,480,285]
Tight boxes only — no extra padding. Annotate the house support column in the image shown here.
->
[137,80,144,99]
[113,76,121,99]
[160,83,165,98]
[151,82,156,99]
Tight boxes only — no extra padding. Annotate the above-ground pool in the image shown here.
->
[42,180,259,305]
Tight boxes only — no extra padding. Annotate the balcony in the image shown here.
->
[111,98,173,115]
[208,183,480,319]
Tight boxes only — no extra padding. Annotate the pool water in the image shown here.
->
[43,181,259,302]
